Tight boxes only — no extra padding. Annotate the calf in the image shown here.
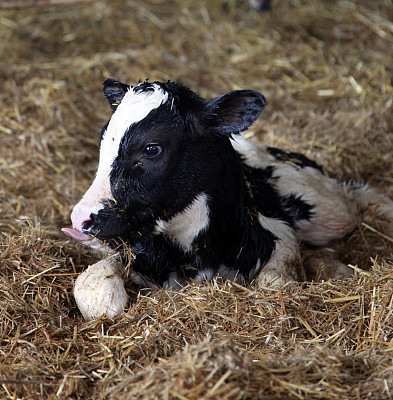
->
[62,79,393,320]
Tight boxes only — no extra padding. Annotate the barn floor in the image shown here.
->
[1,0,393,398]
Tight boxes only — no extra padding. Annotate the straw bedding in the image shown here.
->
[1,0,392,398]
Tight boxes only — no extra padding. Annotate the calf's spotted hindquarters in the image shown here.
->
[62,78,393,321]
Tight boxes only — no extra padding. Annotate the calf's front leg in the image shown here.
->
[74,258,129,321]
[255,215,305,287]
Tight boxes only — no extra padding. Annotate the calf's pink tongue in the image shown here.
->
[62,228,91,242]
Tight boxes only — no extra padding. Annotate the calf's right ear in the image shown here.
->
[204,90,266,137]
[103,78,131,111]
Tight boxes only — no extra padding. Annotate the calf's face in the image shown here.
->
[62,79,266,251]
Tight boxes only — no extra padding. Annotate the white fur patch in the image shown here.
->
[271,164,356,245]
[154,193,210,251]
[231,135,270,167]
[255,214,303,286]
[71,84,168,234]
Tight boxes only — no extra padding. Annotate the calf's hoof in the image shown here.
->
[302,249,353,281]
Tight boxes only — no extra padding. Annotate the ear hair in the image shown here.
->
[204,90,266,137]
[103,78,131,111]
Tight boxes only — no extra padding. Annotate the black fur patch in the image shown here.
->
[265,146,324,173]
[280,193,314,222]
[103,78,131,111]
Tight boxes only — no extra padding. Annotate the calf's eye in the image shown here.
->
[144,144,162,158]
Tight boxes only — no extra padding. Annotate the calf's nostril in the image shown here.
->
[82,217,94,234]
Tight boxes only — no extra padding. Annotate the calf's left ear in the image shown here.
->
[103,78,131,111]
[204,90,266,136]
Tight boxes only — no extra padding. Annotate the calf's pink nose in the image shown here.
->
[71,207,93,233]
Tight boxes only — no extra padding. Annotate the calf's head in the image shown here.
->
[62,79,266,252]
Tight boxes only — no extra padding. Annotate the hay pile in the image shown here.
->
[1,0,392,398]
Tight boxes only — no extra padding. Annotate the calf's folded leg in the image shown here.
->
[74,259,129,321]
[255,215,305,287]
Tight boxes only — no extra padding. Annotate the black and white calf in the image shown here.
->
[63,79,393,320]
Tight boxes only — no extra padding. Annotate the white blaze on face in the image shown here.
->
[70,84,169,236]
